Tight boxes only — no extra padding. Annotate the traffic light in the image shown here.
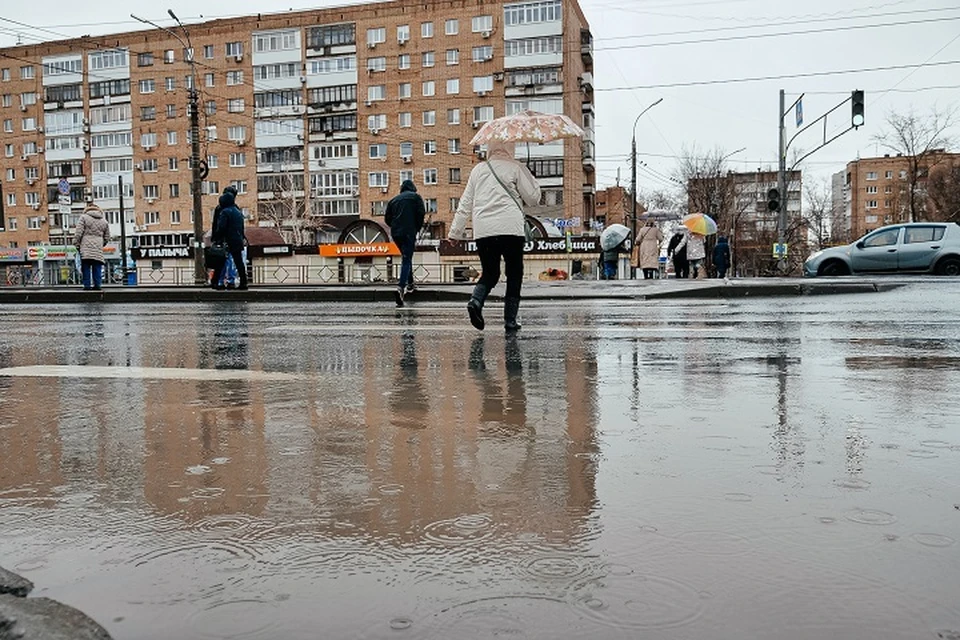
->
[851,90,865,128]
[767,187,781,212]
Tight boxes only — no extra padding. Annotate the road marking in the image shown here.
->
[0,365,299,382]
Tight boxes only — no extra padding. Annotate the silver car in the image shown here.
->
[804,222,960,277]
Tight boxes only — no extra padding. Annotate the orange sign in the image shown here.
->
[318,243,401,257]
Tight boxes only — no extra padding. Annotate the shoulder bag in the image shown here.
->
[486,160,534,241]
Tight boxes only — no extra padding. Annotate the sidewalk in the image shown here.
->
[0,278,905,304]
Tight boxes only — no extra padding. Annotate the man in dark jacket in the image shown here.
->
[667,231,689,279]
[384,179,426,307]
[713,236,731,278]
[211,185,239,288]
[212,189,248,290]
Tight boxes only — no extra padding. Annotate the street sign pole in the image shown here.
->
[119,175,129,285]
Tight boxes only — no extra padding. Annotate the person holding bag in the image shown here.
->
[73,204,111,290]
[449,139,540,332]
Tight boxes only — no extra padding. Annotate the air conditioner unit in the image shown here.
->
[236,140,246,147]
[37,126,44,133]
[398,37,408,46]
[147,198,155,204]
[478,90,488,97]
[234,53,243,62]
[134,163,142,170]
[316,159,325,167]
[367,42,377,49]
[364,100,373,107]
[144,145,155,152]
[381,187,389,194]
[27,178,35,185]
[370,128,380,135]
[483,54,493,61]
[471,121,481,129]
[493,72,504,82]
[482,30,492,39]
[32,204,41,211]
[20,155,27,161]
[82,117,89,125]
[476,150,487,159]
[351,189,359,197]
[401,155,412,164]
[19,105,27,112]
[37,146,44,153]
[82,142,90,151]
[83,123,90,132]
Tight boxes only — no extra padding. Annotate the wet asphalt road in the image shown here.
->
[1,283,959,639]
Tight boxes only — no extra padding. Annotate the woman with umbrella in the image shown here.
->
[676,213,717,279]
[599,223,630,280]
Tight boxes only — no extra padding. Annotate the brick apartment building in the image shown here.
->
[0,0,595,256]
[836,150,960,241]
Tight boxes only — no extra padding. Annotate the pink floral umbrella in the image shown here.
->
[469,109,585,146]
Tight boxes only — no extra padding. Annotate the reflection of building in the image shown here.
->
[0,0,596,253]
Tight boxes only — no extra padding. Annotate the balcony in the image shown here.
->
[580,30,593,66]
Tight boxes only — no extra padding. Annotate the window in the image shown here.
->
[865,200,878,209]
[165,104,176,119]
[141,106,156,121]
[422,51,435,67]
[0,69,8,81]
[398,54,411,70]
[369,143,387,159]
[400,141,413,157]
[207,155,218,168]
[25,192,39,206]
[138,52,153,67]
[232,180,248,195]
[505,36,562,57]
[884,200,892,208]
[422,81,435,96]
[472,15,493,32]
[162,49,174,64]
[865,171,878,180]
[307,84,357,106]
[171,210,182,224]
[450,197,460,212]
[368,114,387,130]
[227,98,245,113]
[20,65,36,79]
[399,112,412,128]
[89,79,131,99]
[7,217,16,229]
[472,46,494,62]
[167,131,177,145]
[28,216,41,230]
[504,1,562,26]
[200,180,220,195]
[474,76,496,94]
[422,22,434,38]
[226,42,243,57]
[904,226,945,244]
[89,104,132,125]
[899,170,907,179]
[228,126,247,141]
[399,169,414,183]
[308,24,357,48]
[863,227,899,247]
[398,83,411,99]
[1,95,10,108]
[445,19,459,35]
[139,79,155,94]
[398,25,410,42]
[866,185,877,194]
[423,140,437,155]
[143,185,160,199]
[90,158,132,173]
[308,56,356,75]
[885,170,893,179]
[89,50,128,70]
[22,142,37,155]
[446,49,460,66]
[21,117,36,131]
[90,132,133,148]
[169,184,180,198]
[205,72,215,87]
[21,92,37,106]
[45,84,82,103]
[141,158,158,172]
[423,110,436,126]
[205,100,217,115]
[203,45,214,59]
[473,106,494,122]
[527,158,563,177]
[2,119,10,133]
[4,168,12,180]
[168,157,178,171]
[367,57,387,73]
[447,108,461,125]
[141,133,157,149]
[226,71,244,85]
[230,152,246,167]
[6,193,14,206]
[4,144,12,158]
[448,138,461,154]
[425,198,437,213]
[165,77,176,92]
[308,113,357,134]
[447,78,460,95]
[368,85,386,101]
[144,211,160,225]
[884,185,893,194]
[254,30,299,53]
[367,27,387,46]
[369,171,389,187]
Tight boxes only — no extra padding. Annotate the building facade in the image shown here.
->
[0,0,595,257]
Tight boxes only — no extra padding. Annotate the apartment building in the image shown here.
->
[0,0,595,257]
[839,151,960,240]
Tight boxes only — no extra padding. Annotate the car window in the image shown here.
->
[903,226,945,244]
[863,228,900,248]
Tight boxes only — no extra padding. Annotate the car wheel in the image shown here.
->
[818,260,849,277]
[936,256,960,276]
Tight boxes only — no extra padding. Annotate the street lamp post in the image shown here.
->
[131,11,205,285]
[630,98,663,278]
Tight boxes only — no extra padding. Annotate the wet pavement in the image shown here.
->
[1,282,959,639]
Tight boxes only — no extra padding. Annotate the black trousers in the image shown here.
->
[212,247,248,289]
[477,235,524,299]
[673,258,689,279]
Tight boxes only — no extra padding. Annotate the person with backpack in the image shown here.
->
[667,229,689,279]
[384,179,426,307]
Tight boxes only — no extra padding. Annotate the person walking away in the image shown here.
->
[635,220,664,280]
[667,230,689,279]
[677,230,706,279]
[73,204,111,290]
[601,245,619,280]
[713,235,731,278]
[385,179,426,307]
[211,185,238,288]
[212,189,248,290]
[449,139,540,332]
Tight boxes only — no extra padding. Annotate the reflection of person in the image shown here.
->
[667,230,689,279]
[713,236,731,278]
[385,179,426,308]
[634,221,664,280]
[676,229,706,279]
[468,336,529,436]
[73,204,111,290]
[449,139,540,332]
[212,188,249,290]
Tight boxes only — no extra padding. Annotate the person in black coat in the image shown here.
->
[211,185,239,288]
[384,179,426,307]
[667,231,689,279]
[713,236,731,278]
[212,189,248,290]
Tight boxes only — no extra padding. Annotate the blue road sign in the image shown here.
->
[57,179,70,196]
[795,99,803,127]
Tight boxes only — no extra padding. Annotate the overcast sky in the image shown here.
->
[2,0,958,199]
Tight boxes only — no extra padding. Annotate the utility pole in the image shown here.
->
[630,98,663,278]
[118,175,128,284]
[777,89,788,272]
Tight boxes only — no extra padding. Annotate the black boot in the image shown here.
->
[504,296,521,332]
[467,283,489,330]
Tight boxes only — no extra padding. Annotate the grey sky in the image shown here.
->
[2,0,958,201]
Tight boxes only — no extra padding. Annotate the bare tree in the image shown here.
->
[927,159,960,223]
[256,172,327,247]
[802,177,832,251]
[875,107,956,222]
[675,145,738,230]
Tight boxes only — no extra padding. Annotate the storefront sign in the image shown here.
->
[246,244,293,258]
[318,243,401,257]
[26,245,118,261]
[439,236,601,256]
[0,248,26,263]
[550,217,582,229]
[133,246,193,260]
